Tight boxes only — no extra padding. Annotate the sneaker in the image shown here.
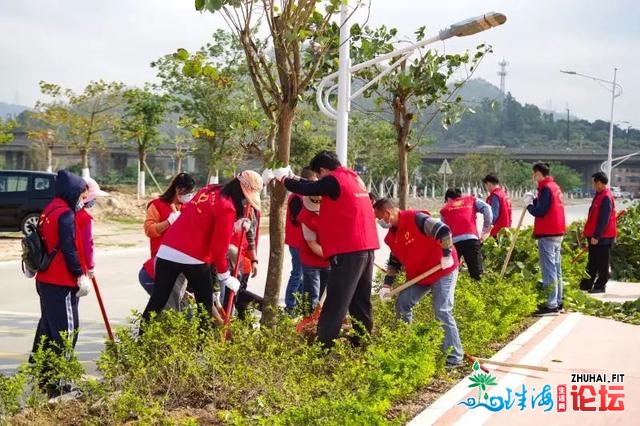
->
[588,287,605,294]
[557,303,565,314]
[534,306,559,316]
[445,361,464,370]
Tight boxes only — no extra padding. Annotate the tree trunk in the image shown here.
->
[80,148,90,178]
[393,97,412,209]
[46,146,53,173]
[398,136,409,209]
[138,149,146,197]
[261,104,295,326]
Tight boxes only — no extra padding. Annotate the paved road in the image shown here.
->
[0,202,599,375]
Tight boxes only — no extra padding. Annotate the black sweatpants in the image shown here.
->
[580,243,612,291]
[317,250,374,348]
[31,281,80,357]
[142,259,213,321]
[454,239,484,280]
[221,273,264,321]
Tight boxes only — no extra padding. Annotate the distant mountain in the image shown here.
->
[0,102,31,120]
[454,78,503,103]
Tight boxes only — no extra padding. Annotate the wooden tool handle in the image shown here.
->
[388,264,442,297]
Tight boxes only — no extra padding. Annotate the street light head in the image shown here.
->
[439,11,507,40]
[560,70,577,75]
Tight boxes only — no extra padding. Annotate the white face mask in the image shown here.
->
[75,199,85,211]
[377,219,392,229]
[178,193,194,204]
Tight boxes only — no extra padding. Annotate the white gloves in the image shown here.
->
[213,291,222,308]
[87,268,95,279]
[77,275,91,298]
[167,211,181,225]
[480,231,491,242]
[273,166,292,182]
[441,255,454,270]
[378,286,391,301]
[217,270,240,293]
[261,168,275,185]
[523,192,534,206]
[233,218,251,233]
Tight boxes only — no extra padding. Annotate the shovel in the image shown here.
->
[387,264,443,298]
[295,290,327,333]
[499,206,527,279]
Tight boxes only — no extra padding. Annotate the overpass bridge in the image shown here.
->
[421,146,640,192]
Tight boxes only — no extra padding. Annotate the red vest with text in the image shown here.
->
[487,187,512,236]
[143,198,176,279]
[284,193,304,248]
[318,167,380,257]
[439,195,478,238]
[384,210,459,285]
[36,199,83,287]
[160,185,236,273]
[583,188,617,238]
[533,177,566,236]
[297,207,330,268]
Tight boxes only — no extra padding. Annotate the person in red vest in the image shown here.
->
[138,172,196,309]
[223,206,263,320]
[141,170,263,325]
[76,177,109,280]
[373,198,464,367]
[525,162,567,315]
[283,167,315,314]
[580,171,617,293]
[440,188,492,280]
[30,170,90,397]
[298,190,329,314]
[482,174,512,238]
[274,151,379,348]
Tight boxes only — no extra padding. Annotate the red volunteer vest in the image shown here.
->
[439,195,478,238]
[487,187,512,236]
[297,207,330,268]
[583,188,617,238]
[533,177,566,237]
[143,198,178,279]
[384,210,458,285]
[285,193,304,248]
[160,185,236,272]
[36,199,84,287]
[318,167,380,258]
[148,198,174,257]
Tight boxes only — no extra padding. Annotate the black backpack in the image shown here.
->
[21,210,61,275]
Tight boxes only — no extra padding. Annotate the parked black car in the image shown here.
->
[0,170,56,234]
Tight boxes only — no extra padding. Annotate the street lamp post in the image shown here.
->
[560,69,622,183]
[323,11,507,165]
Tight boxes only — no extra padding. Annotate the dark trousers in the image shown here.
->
[222,273,264,321]
[580,244,611,291]
[317,250,374,348]
[454,239,483,280]
[142,259,213,321]
[31,281,79,357]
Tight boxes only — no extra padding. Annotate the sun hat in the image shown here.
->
[302,195,320,213]
[237,170,263,211]
[84,177,109,202]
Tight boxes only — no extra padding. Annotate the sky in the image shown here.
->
[1,0,638,129]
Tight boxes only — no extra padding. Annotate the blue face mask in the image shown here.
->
[84,199,96,209]
[377,219,392,229]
